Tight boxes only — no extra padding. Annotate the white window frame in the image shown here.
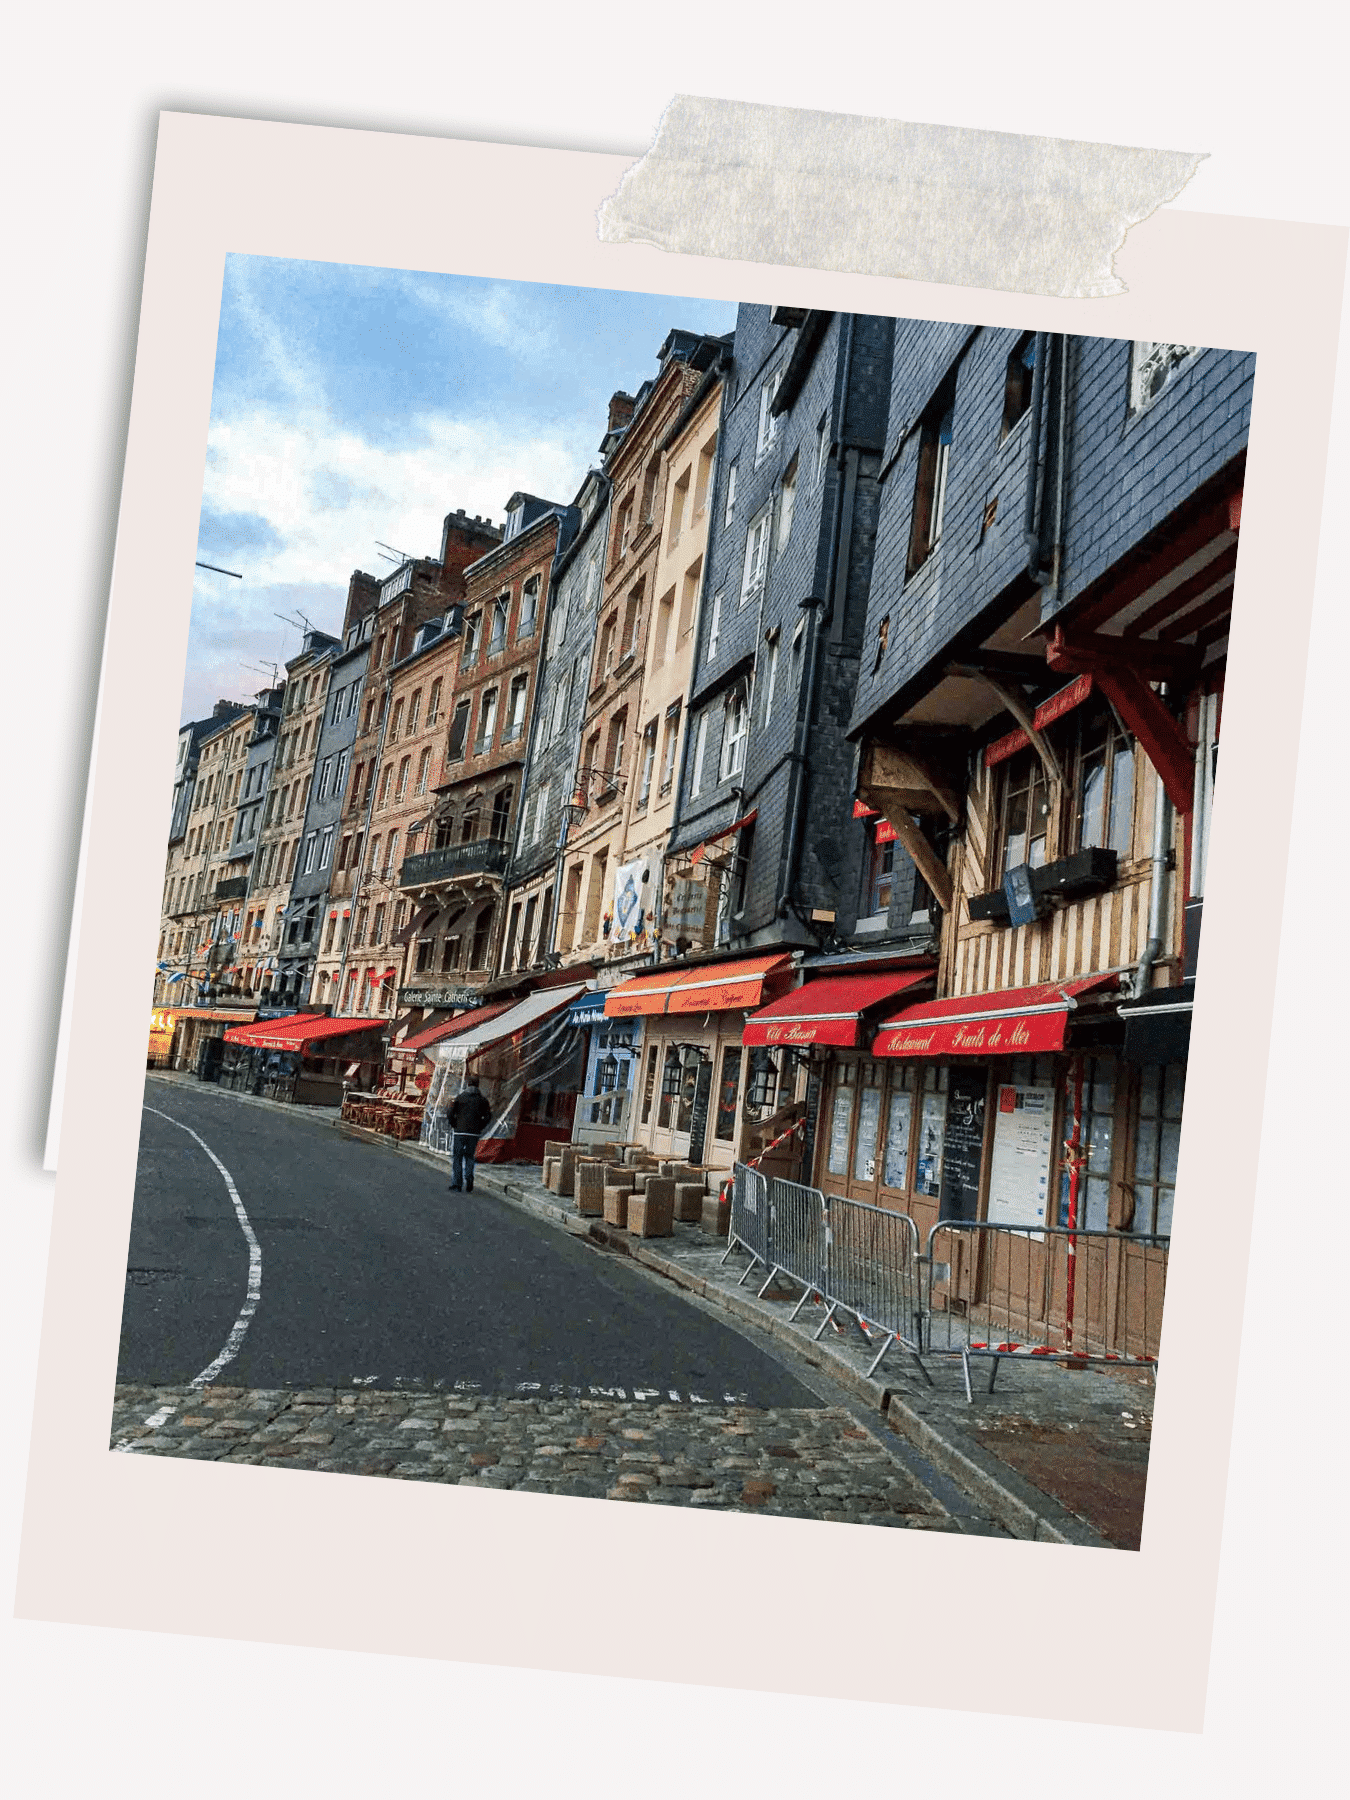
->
[707,588,724,660]
[756,369,784,462]
[302,832,319,874]
[723,460,738,529]
[741,509,772,605]
[763,640,780,725]
[720,693,748,781]
[638,721,657,808]
[1128,341,1200,416]
[318,826,335,869]
[690,713,709,798]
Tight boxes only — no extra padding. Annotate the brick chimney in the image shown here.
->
[607,391,636,433]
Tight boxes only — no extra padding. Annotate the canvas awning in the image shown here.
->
[742,967,934,1048]
[223,1014,387,1053]
[1118,980,1193,1064]
[389,1001,516,1058]
[428,984,590,1060]
[688,809,758,866]
[873,974,1121,1059]
[604,953,793,1018]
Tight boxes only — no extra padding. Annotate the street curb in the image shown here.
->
[150,1078,1113,1547]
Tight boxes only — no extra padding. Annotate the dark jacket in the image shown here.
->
[448,1086,494,1135]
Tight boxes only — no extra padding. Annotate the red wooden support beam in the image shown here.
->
[1046,628,1194,815]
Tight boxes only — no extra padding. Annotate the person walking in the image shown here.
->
[447,1076,494,1192]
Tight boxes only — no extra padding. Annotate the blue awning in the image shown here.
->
[566,990,608,1026]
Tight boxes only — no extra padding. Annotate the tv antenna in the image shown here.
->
[274,609,317,637]
[375,541,414,566]
[242,659,280,688]
[196,560,243,578]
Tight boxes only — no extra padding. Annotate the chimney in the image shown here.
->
[607,391,636,433]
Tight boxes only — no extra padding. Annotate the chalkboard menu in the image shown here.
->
[939,1064,989,1221]
[686,1057,714,1165]
[801,1066,823,1184]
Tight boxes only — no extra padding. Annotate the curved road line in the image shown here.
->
[114,1104,262,1452]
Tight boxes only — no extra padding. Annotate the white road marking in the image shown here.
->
[114,1105,262,1452]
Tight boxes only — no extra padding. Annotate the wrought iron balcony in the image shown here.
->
[399,837,509,889]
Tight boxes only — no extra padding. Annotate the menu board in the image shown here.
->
[939,1065,988,1221]
[985,1083,1057,1239]
[686,1058,714,1165]
[801,1067,823,1183]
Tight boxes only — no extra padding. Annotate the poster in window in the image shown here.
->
[915,1089,947,1196]
[883,1089,912,1188]
[827,1087,853,1176]
[986,1084,1056,1238]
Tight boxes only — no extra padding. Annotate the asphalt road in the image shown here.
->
[120,1079,823,1407]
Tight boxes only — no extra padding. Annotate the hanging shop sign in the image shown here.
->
[851,799,898,844]
[984,673,1095,767]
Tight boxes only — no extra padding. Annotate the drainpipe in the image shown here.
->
[1023,331,1047,567]
[776,311,856,921]
[1133,685,1173,1000]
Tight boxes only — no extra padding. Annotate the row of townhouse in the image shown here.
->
[151,305,1247,1355]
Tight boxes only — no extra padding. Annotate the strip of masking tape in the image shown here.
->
[597,96,1206,299]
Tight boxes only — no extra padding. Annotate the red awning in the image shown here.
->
[223,1014,388,1052]
[742,967,934,1049]
[689,809,758,866]
[390,1001,516,1057]
[604,952,793,1018]
[873,974,1120,1059]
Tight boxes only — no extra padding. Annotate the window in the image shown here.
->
[504,674,529,743]
[1001,332,1037,439]
[606,711,627,786]
[707,588,723,661]
[519,577,540,637]
[640,1045,660,1125]
[337,834,352,872]
[907,378,956,576]
[473,689,498,755]
[861,821,896,918]
[503,904,521,971]
[521,893,539,965]
[372,903,386,944]
[532,782,550,845]
[362,697,376,733]
[720,692,748,781]
[640,459,660,523]
[762,639,779,724]
[389,697,404,741]
[550,677,568,743]
[488,595,509,655]
[318,826,335,869]
[374,633,387,669]
[777,454,797,551]
[756,369,784,461]
[815,412,829,484]
[715,1048,743,1141]
[669,466,690,544]
[368,835,381,877]
[621,589,642,660]
[659,706,681,795]
[414,747,431,795]
[460,811,479,844]
[441,935,461,972]
[637,721,657,808]
[1072,703,1135,856]
[333,749,349,798]
[872,615,890,676]
[302,832,319,874]
[346,682,361,720]
[599,615,617,677]
[690,713,709,797]
[723,459,738,528]
[616,496,634,561]
[490,789,512,840]
[677,560,701,644]
[396,755,411,801]
[999,747,1052,873]
[582,850,608,943]
[740,509,771,604]
[1128,342,1199,416]
[446,698,472,762]
[694,434,716,514]
[731,821,754,914]
[462,611,482,666]
[377,763,393,809]
[1129,1063,1184,1236]
[426,679,442,725]
[415,937,434,973]
[470,903,493,970]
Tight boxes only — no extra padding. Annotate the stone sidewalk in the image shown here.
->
[110,1385,976,1530]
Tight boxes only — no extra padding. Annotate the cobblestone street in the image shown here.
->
[111,1385,964,1528]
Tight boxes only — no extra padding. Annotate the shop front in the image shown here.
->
[807,975,1179,1359]
[220,1013,388,1105]
[604,954,795,1173]
[166,1004,259,1076]
[147,1007,179,1069]
[569,989,641,1149]
[421,984,589,1164]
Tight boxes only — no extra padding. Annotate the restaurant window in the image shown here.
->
[675,1049,702,1135]
[913,1066,950,1198]
[1054,1055,1117,1232]
[826,1063,857,1177]
[746,1047,778,1113]
[907,375,957,576]
[640,1046,660,1126]
[882,1065,918,1189]
[715,1048,743,1141]
[1129,1062,1185,1238]
[1000,332,1037,440]
[852,1062,886,1183]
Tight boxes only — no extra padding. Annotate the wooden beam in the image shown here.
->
[1044,626,1197,685]
[1123,541,1239,639]
[1069,487,1242,633]
[861,741,962,824]
[947,663,1065,788]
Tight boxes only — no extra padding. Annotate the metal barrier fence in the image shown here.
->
[721,1166,1169,1401]
[923,1220,1168,1401]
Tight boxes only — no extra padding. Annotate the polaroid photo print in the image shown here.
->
[17,112,1345,1733]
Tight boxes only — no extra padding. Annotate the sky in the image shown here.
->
[184,256,738,724]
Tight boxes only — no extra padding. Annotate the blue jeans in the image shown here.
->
[451,1132,480,1190]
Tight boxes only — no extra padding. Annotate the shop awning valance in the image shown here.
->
[604,953,793,1018]
[390,1001,516,1058]
[742,966,934,1049]
[223,1014,387,1052]
[689,809,758,866]
[1118,980,1193,1064]
[874,974,1120,1059]
[429,984,590,1060]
